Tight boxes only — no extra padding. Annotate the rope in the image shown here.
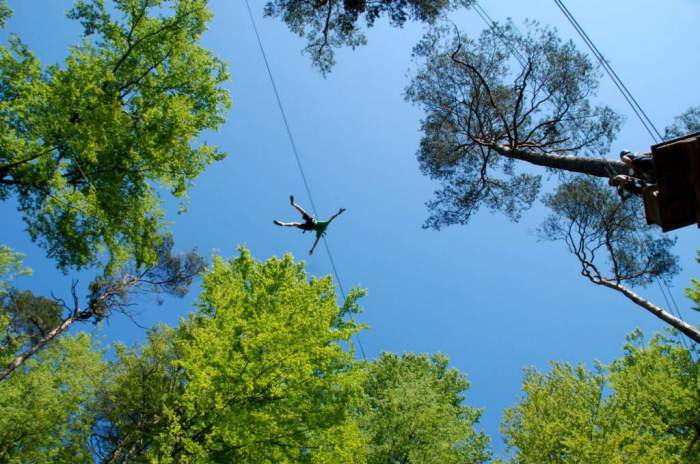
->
[243,0,367,360]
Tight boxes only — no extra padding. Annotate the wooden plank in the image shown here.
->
[687,137,700,228]
[651,130,700,150]
[650,136,699,232]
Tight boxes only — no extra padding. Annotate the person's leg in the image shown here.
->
[309,235,322,255]
[274,220,303,227]
[290,195,313,221]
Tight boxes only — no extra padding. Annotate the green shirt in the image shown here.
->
[312,218,330,238]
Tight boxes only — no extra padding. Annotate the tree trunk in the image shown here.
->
[0,314,78,382]
[599,278,700,344]
[491,144,628,178]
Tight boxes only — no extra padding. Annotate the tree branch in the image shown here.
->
[0,313,78,382]
[597,278,700,344]
[488,143,626,178]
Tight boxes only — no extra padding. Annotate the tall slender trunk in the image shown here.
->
[599,278,700,344]
[0,314,78,381]
[491,144,628,178]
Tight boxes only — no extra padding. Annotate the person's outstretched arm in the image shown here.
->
[327,208,346,224]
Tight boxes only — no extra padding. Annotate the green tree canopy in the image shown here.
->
[92,248,366,462]
[0,249,495,462]
[0,332,106,463]
[0,0,230,271]
[685,251,700,312]
[0,245,30,296]
[0,289,64,364]
[501,331,700,463]
[264,0,473,74]
[361,352,490,464]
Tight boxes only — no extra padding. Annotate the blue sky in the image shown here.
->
[2,0,700,457]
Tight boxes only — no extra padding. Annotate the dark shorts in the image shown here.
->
[299,219,315,232]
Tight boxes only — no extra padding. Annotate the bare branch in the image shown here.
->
[597,279,700,344]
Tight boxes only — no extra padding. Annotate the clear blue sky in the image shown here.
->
[2,0,699,457]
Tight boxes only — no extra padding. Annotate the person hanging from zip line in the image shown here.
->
[274,195,346,255]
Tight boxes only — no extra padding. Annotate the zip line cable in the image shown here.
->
[473,2,692,347]
[553,0,664,143]
[243,0,318,216]
[243,0,367,360]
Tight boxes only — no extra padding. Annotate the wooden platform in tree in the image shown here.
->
[643,131,700,232]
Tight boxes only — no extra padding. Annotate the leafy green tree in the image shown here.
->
[0,0,9,28]
[264,0,473,74]
[91,248,366,463]
[0,245,30,296]
[90,251,491,463]
[0,249,493,462]
[0,332,106,463]
[501,331,700,463]
[0,0,230,271]
[361,352,490,464]
[0,290,64,365]
[685,251,700,312]
[90,325,183,462]
[0,235,204,381]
